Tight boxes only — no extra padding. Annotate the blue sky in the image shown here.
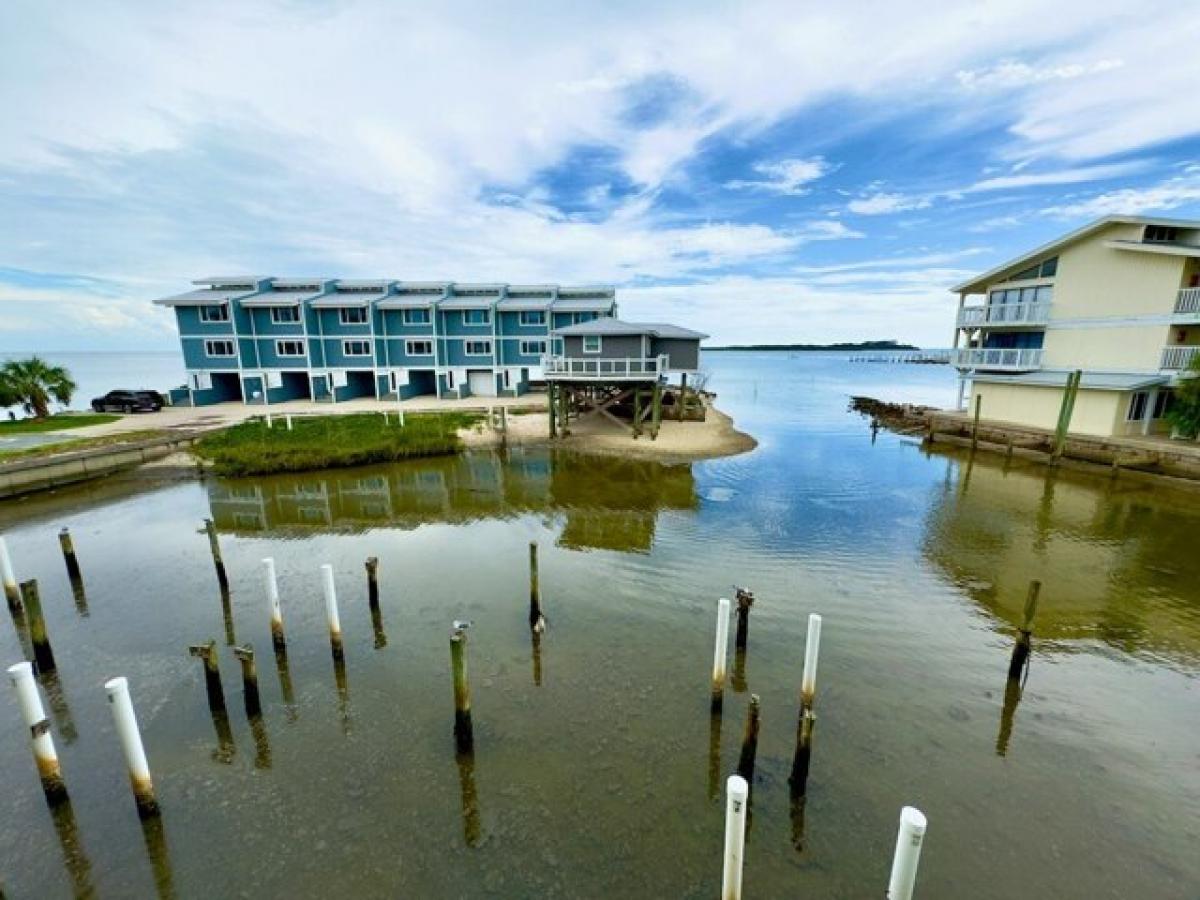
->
[2,0,1199,350]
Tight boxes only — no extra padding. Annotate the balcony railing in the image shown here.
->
[951,348,1044,371]
[1176,287,1200,315]
[1161,345,1200,370]
[957,301,1051,328]
[542,355,667,379]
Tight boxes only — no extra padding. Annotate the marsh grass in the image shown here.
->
[193,412,481,476]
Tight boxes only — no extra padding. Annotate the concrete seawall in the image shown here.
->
[0,434,200,499]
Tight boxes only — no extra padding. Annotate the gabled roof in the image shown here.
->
[553,318,707,340]
[951,215,1200,294]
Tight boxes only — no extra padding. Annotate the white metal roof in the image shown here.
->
[971,370,1168,391]
[553,318,708,340]
[154,287,258,307]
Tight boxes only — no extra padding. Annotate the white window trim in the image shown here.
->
[402,308,431,325]
[275,339,305,357]
[342,339,372,357]
[464,309,492,326]
[519,310,546,326]
[519,340,547,356]
[464,340,493,356]
[200,304,229,323]
[582,335,602,354]
[270,306,300,324]
[405,339,433,356]
[204,339,236,358]
[339,307,368,325]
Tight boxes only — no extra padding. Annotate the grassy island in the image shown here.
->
[193,412,482,476]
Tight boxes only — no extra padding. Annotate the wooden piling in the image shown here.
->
[203,519,229,593]
[21,580,56,674]
[1053,370,1082,460]
[790,709,816,796]
[528,542,544,632]
[0,535,21,614]
[548,382,557,439]
[735,694,761,787]
[650,381,663,440]
[1007,580,1041,682]
[232,645,262,718]
[365,556,380,615]
[450,628,473,753]
[734,587,754,652]
[678,373,688,422]
[57,528,83,585]
[188,640,226,713]
[970,393,981,453]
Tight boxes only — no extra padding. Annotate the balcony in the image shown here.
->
[542,354,667,380]
[1160,345,1200,370]
[1176,287,1200,316]
[957,301,1050,328]
[951,348,1044,371]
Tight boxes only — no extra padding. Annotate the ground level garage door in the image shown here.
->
[467,370,497,397]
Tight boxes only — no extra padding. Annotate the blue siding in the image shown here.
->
[176,307,235,336]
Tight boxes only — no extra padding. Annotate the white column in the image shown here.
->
[721,774,749,899]
[0,535,19,608]
[887,806,928,900]
[1141,388,1158,436]
[321,563,343,656]
[7,661,66,800]
[104,677,159,817]
[801,613,822,708]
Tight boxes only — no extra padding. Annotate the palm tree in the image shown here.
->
[0,357,77,419]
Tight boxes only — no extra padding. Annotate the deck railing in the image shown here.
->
[950,348,1044,371]
[542,355,667,379]
[1175,287,1200,315]
[957,301,1051,328]
[1160,345,1200,370]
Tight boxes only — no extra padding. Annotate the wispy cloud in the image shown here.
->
[725,157,834,195]
[847,193,933,216]
[956,59,1124,91]
[1041,170,1200,219]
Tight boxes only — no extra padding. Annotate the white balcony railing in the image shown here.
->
[542,355,667,380]
[1176,287,1200,315]
[951,348,1044,371]
[1161,345,1200,370]
[957,301,1051,328]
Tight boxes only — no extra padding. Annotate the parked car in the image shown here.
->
[91,390,163,413]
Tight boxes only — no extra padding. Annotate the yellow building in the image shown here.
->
[951,216,1200,437]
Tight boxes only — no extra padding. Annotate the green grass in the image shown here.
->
[193,412,482,476]
[0,430,171,462]
[0,413,121,434]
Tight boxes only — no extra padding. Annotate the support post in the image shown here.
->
[1007,580,1041,681]
[321,564,343,660]
[734,587,754,651]
[721,775,749,900]
[58,528,83,585]
[8,661,67,803]
[650,380,662,439]
[21,579,56,674]
[970,393,981,453]
[1053,370,1081,459]
[632,389,642,439]
[529,541,544,632]
[886,807,928,900]
[450,627,474,753]
[232,645,262,718]
[262,557,286,650]
[188,640,226,713]
[790,613,822,793]
[365,557,380,615]
[548,382,557,439]
[735,694,761,787]
[0,535,20,613]
[103,677,159,818]
[711,597,731,713]
[678,373,687,422]
[203,519,229,593]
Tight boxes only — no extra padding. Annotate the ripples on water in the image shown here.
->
[0,352,1197,897]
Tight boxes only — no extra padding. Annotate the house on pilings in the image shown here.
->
[543,319,708,439]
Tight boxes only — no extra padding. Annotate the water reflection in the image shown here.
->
[923,449,1200,664]
[49,800,94,898]
[274,646,298,723]
[37,669,78,745]
[456,751,482,848]
[205,447,698,554]
[140,813,175,899]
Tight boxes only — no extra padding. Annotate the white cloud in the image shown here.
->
[725,157,833,195]
[847,193,933,216]
[956,59,1124,91]
[961,161,1150,193]
[1041,172,1200,219]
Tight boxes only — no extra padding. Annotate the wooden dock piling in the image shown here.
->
[450,627,474,753]
[528,542,545,632]
[21,580,56,674]
[57,528,83,586]
[203,519,229,593]
[365,557,380,614]
[970,394,981,453]
[734,587,754,651]
[1007,580,1041,681]
[188,640,226,714]
[735,694,761,787]
[232,645,262,718]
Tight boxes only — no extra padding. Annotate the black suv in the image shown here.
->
[91,390,163,413]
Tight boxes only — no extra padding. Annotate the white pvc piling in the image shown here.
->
[262,557,285,648]
[801,613,823,707]
[886,806,927,900]
[321,564,343,657]
[265,412,273,429]
[711,597,731,711]
[7,661,66,802]
[104,677,159,818]
[721,774,749,900]
[0,535,19,609]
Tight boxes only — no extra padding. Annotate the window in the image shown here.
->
[573,312,597,324]
[271,306,300,324]
[446,370,455,389]
[1005,257,1057,282]
[519,310,546,326]
[519,340,547,356]
[343,339,371,357]
[402,308,430,325]
[276,339,305,357]
[1153,390,1174,419]
[204,339,235,357]
[465,340,492,355]
[464,309,491,325]
[200,305,229,323]
[502,369,512,389]
[339,307,368,325]
[583,336,602,353]
[1127,391,1149,422]
[1144,225,1179,244]
[405,339,433,356]
[1039,257,1058,277]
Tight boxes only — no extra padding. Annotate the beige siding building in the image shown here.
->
[951,216,1200,437]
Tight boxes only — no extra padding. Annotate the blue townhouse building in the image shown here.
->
[155,276,616,405]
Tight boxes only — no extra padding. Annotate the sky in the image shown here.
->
[2,0,1199,351]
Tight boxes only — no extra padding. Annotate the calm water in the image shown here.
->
[1,352,1198,898]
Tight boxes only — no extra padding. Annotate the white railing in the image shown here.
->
[1161,345,1200,370]
[957,302,1051,328]
[951,348,1044,371]
[542,355,666,379]
[1175,287,1200,315]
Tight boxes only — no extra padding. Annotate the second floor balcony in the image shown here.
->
[1161,345,1200,370]
[542,354,667,380]
[1176,287,1200,317]
[957,301,1051,329]
[951,347,1044,371]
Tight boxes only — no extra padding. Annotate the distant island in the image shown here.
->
[706,340,921,352]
